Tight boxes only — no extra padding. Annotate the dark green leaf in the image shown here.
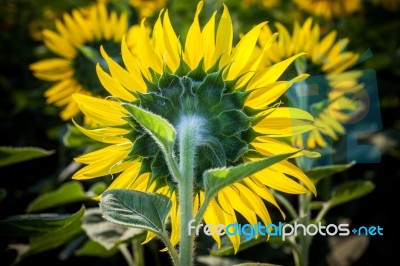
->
[27,215,83,256]
[0,206,85,236]
[75,240,119,258]
[329,180,375,208]
[99,190,171,236]
[0,146,54,167]
[27,182,89,212]
[305,161,355,185]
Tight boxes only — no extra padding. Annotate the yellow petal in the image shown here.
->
[162,10,181,72]
[243,178,285,218]
[218,191,240,254]
[72,120,129,144]
[30,58,71,72]
[121,36,147,92]
[184,1,204,69]
[227,22,267,79]
[248,53,306,89]
[252,168,309,194]
[73,94,127,126]
[202,12,217,70]
[138,19,162,76]
[253,136,320,158]
[215,4,233,67]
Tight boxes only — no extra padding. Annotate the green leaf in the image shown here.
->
[27,182,90,212]
[88,181,107,196]
[75,240,119,258]
[122,104,176,156]
[82,208,144,250]
[0,205,85,236]
[305,161,355,185]
[99,189,171,236]
[4,207,85,262]
[328,180,375,208]
[204,152,298,198]
[0,146,54,167]
[27,214,83,256]
[310,201,324,210]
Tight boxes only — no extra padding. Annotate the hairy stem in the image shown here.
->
[177,115,202,266]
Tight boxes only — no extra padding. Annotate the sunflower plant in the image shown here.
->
[69,1,325,265]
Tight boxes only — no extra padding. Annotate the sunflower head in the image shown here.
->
[73,1,317,251]
[258,18,363,149]
[29,3,131,122]
[292,0,362,18]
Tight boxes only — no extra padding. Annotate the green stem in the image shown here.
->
[315,203,331,223]
[288,237,303,266]
[160,234,179,265]
[298,192,312,266]
[166,153,182,182]
[133,239,144,266]
[177,116,200,266]
[273,191,298,220]
[119,245,135,266]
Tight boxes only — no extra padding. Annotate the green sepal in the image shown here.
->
[187,59,207,81]
[218,110,251,137]
[196,70,225,108]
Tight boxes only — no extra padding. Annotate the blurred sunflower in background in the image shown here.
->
[29,2,137,122]
[130,0,167,19]
[243,0,281,9]
[72,2,318,252]
[292,0,362,18]
[258,18,362,149]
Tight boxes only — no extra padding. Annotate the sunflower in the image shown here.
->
[29,3,133,121]
[243,0,281,9]
[258,18,362,148]
[292,0,362,18]
[72,2,318,252]
[130,0,167,19]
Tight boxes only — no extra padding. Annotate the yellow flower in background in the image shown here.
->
[292,0,362,18]
[244,0,281,9]
[130,0,167,19]
[258,18,362,148]
[72,2,317,252]
[29,3,135,121]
